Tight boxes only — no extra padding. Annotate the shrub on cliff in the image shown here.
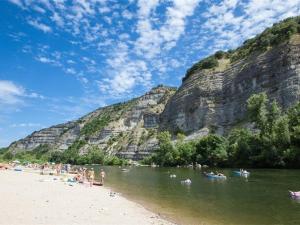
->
[184,56,219,81]
[214,50,226,59]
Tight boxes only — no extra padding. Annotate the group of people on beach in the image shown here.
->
[35,162,106,187]
[40,163,71,175]
[74,167,99,186]
[70,167,106,187]
[1,161,107,187]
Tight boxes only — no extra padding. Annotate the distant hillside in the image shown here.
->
[8,86,177,160]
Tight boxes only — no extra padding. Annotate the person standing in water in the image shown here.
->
[88,168,95,187]
[100,169,106,185]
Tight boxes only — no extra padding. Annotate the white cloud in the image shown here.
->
[8,0,24,8]
[98,42,152,96]
[67,59,75,64]
[35,55,63,67]
[135,0,200,58]
[65,68,76,74]
[137,0,159,18]
[122,10,133,19]
[80,77,89,84]
[97,0,200,95]
[0,80,25,105]
[99,6,111,14]
[160,0,200,42]
[28,19,52,33]
[51,12,64,27]
[32,5,46,14]
[26,92,45,100]
[10,123,42,128]
[36,56,53,63]
[0,81,45,112]
[200,0,300,51]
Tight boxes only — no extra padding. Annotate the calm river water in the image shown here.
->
[90,166,300,225]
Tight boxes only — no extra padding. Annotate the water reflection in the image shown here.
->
[90,166,300,225]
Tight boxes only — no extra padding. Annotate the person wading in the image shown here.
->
[100,169,106,185]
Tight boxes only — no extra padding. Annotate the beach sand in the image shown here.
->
[0,169,174,225]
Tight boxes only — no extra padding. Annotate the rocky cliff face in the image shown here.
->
[9,86,176,159]
[160,35,300,136]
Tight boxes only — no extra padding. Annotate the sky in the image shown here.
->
[0,0,300,147]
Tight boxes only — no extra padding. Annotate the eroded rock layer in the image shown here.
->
[160,36,300,136]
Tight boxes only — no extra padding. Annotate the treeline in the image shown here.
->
[143,93,300,168]
[49,141,128,166]
[0,141,128,166]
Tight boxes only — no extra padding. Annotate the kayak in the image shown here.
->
[289,191,300,198]
[181,179,192,184]
[233,171,250,176]
[204,173,226,179]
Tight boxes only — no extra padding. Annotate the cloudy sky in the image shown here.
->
[0,0,300,147]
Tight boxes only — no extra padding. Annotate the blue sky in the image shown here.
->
[0,0,300,147]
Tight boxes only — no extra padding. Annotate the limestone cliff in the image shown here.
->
[9,86,176,160]
[160,35,300,137]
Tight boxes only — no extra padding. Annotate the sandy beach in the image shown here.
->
[0,169,174,225]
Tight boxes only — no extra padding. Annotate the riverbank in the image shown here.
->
[0,169,174,225]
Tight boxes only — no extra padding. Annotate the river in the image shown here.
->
[89,166,300,225]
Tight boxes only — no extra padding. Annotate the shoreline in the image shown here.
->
[105,183,179,225]
[0,169,174,225]
[105,180,213,225]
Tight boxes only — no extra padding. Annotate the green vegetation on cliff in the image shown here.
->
[81,115,111,136]
[183,16,300,82]
[80,99,139,136]
[146,93,300,168]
